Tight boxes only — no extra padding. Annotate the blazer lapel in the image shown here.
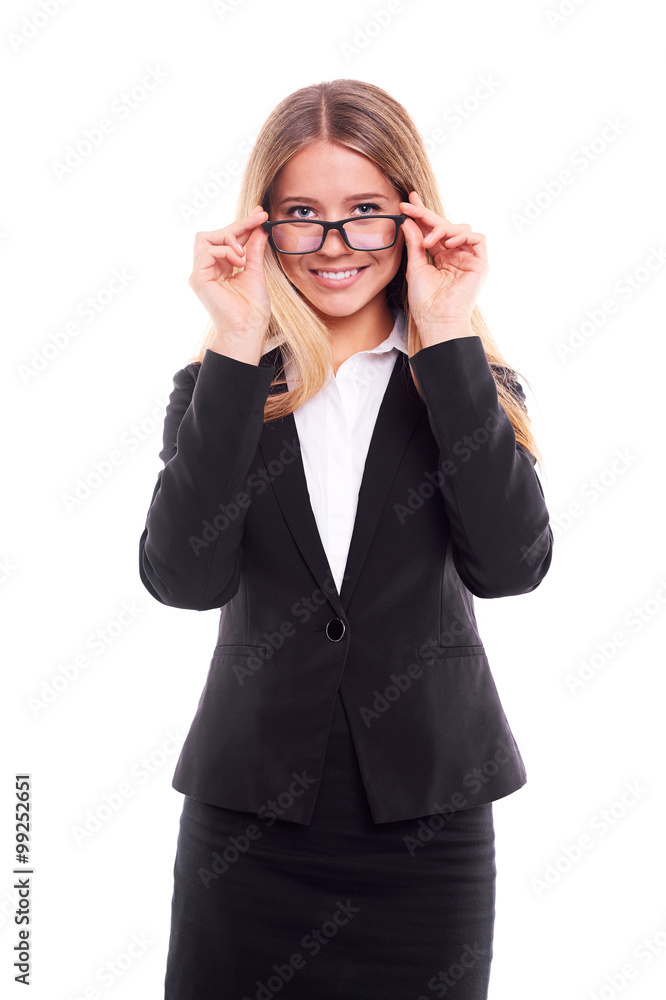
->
[257,345,425,616]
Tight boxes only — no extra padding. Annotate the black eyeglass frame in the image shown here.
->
[261,214,407,254]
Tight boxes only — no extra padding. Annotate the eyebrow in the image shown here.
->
[276,192,389,207]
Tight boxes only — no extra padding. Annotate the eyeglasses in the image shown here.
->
[262,214,407,255]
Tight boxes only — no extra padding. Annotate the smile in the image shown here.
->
[309,266,368,287]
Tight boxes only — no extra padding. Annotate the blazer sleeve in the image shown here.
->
[138,348,276,611]
[408,335,553,599]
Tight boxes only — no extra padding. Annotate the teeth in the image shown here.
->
[315,269,359,280]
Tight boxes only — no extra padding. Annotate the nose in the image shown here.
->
[318,228,354,255]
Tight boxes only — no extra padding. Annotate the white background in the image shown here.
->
[2,0,665,997]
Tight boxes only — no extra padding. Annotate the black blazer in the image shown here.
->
[138,334,553,824]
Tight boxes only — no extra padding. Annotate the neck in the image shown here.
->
[312,295,397,372]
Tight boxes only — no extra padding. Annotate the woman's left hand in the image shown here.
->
[399,191,488,339]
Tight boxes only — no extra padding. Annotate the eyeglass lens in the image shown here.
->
[271,218,397,253]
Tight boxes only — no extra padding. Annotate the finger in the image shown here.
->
[241,223,269,274]
[430,232,489,269]
[193,243,246,276]
[439,232,488,259]
[233,210,269,254]
[399,194,449,229]
[193,211,268,261]
[440,227,483,244]
[423,223,471,247]
[193,230,247,270]
[195,214,267,247]
[215,206,268,234]
[400,201,465,247]
[400,198,483,255]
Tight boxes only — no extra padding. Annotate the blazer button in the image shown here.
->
[325,618,346,642]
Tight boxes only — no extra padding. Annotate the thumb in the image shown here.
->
[242,221,269,275]
[401,216,428,277]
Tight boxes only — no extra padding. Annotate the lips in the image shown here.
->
[314,268,358,279]
[310,266,367,276]
[308,265,369,288]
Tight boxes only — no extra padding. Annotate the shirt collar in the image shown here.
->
[370,307,408,356]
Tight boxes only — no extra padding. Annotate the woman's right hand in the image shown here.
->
[189,206,272,362]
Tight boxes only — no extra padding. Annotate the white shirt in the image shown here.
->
[282,309,408,594]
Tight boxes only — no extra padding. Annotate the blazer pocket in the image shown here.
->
[212,643,273,658]
[417,643,485,660]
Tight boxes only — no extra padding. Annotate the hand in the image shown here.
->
[399,192,488,339]
[189,206,271,350]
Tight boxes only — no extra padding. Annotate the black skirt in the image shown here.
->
[164,689,496,1000]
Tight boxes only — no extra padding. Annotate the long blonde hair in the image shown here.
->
[188,78,542,465]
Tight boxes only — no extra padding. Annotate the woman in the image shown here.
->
[139,78,553,1000]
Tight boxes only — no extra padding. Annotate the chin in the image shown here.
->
[312,298,372,320]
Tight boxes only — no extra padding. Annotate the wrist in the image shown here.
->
[418,321,476,347]
[210,327,267,367]
[209,337,264,367]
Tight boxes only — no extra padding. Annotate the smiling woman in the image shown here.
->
[185,81,540,461]
[139,77,553,1000]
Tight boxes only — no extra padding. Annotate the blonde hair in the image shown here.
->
[188,78,542,465]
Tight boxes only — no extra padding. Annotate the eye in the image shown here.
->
[286,205,315,219]
[284,202,383,219]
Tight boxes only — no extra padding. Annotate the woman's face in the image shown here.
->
[267,140,405,323]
